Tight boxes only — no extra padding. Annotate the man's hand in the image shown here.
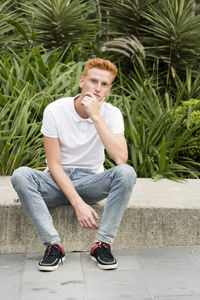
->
[75,201,100,229]
[81,92,103,120]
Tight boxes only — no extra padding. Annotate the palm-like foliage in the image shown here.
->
[101,0,156,38]
[22,0,98,51]
[142,0,200,72]
[104,35,146,72]
[0,0,20,52]
[100,0,200,79]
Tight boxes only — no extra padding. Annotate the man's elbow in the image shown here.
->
[48,162,62,175]
[115,154,128,165]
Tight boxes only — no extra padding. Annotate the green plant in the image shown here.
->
[107,68,200,180]
[0,0,20,52]
[175,99,200,162]
[0,47,84,175]
[0,89,48,175]
[22,0,98,51]
[173,66,200,100]
[101,0,200,89]
[142,0,200,73]
[0,46,83,103]
[101,0,156,38]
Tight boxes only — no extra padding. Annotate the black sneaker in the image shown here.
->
[38,243,65,271]
[90,242,118,270]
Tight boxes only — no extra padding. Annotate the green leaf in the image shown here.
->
[160,136,166,170]
[6,19,30,43]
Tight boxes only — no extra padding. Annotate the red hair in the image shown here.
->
[83,58,117,82]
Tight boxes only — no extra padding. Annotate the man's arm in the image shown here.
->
[81,95,128,164]
[92,116,128,165]
[43,135,99,229]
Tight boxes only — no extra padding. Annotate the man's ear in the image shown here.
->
[79,75,85,88]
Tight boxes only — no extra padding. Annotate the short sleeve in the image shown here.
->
[41,106,58,138]
[107,109,124,134]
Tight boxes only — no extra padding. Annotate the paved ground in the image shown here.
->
[1,245,200,300]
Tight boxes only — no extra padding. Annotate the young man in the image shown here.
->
[11,58,136,271]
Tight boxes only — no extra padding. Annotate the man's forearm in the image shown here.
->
[91,114,128,164]
[48,165,83,209]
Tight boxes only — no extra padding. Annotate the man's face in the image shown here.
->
[79,68,113,102]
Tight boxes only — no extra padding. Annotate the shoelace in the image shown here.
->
[43,244,61,261]
[98,242,113,258]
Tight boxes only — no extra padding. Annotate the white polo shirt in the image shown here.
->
[41,95,124,173]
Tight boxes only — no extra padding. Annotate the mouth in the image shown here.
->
[94,93,100,98]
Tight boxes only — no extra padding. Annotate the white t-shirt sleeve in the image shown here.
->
[41,106,58,138]
[107,109,124,134]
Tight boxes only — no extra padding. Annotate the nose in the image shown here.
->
[95,82,101,92]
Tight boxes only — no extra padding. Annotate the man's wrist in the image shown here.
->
[90,113,101,123]
[72,198,85,210]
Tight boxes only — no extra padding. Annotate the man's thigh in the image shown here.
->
[38,168,109,206]
[73,168,113,204]
[36,169,70,207]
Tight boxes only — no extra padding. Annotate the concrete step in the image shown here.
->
[0,176,200,253]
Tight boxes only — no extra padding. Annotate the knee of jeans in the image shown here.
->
[11,166,33,189]
[115,164,137,187]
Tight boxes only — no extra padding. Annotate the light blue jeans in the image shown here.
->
[11,164,136,245]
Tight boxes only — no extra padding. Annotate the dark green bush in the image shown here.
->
[176,99,200,162]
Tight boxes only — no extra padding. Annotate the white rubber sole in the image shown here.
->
[38,256,66,271]
[90,255,118,270]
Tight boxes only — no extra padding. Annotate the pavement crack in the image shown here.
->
[18,253,27,300]
[132,248,155,300]
[80,252,89,300]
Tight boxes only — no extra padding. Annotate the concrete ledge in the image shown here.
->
[0,177,200,253]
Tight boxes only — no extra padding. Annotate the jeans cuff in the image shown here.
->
[44,237,61,246]
[95,233,113,245]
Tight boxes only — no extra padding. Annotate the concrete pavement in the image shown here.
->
[1,245,200,299]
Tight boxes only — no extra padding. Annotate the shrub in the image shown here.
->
[175,99,200,162]
[106,69,200,180]
[0,47,83,175]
